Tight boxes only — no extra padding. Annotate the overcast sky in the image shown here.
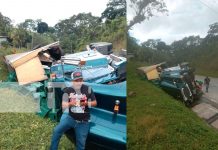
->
[127,0,218,44]
[0,0,108,26]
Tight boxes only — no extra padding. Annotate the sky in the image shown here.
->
[0,0,109,26]
[127,0,218,44]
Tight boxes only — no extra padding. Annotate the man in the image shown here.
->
[204,76,210,93]
[50,71,97,150]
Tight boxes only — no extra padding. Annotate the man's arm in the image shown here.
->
[88,88,97,107]
[62,93,76,109]
[62,93,69,109]
[80,99,97,107]
[80,87,97,107]
[90,100,97,107]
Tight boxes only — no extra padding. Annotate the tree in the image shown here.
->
[0,12,12,35]
[54,13,101,51]
[156,41,170,51]
[59,35,75,53]
[127,0,168,30]
[0,41,10,49]
[204,22,218,43]
[141,39,160,49]
[207,22,218,36]
[37,22,49,34]
[55,13,99,35]
[48,26,55,33]
[19,19,37,32]
[31,32,54,47]
[171,36,202,51]
[9,26,31,48]
[101,0,126,20]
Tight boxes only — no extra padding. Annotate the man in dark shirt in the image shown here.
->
[204,76,210,93]
[50,71,97,150]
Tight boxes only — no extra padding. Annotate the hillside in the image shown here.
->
[127,61,218,150]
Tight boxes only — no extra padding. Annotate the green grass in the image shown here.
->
[0,87,74,149]
[195,68,218,78]
[0,113,73,150]
[127,61,218,150]
[0,87,38,112]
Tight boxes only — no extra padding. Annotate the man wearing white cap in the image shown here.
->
[50,71,97,150]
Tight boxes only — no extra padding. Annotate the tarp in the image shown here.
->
[85,81,126,97]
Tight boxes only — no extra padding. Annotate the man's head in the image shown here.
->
[71,71,83,90]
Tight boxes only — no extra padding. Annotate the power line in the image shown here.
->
[198,0,218,14]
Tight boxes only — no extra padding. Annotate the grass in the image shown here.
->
[195,68,218,78]
[127,60,218,150]
[0,87,38,112]
[0,86,74,149]
[0,113,73,150]
[191,56,218,78]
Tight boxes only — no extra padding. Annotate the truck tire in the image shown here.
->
[181,84,193,107]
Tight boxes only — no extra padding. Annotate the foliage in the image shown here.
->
[128,0,168,30]
[31,32,55,48]
[101,0,126,20]
[9,26,31,48]
[207,22,218,37]
[55,12,101,52]
[0,41,10,49]
[18,19,38,32]
[37,22,49,34]
[0,12,12,36]
[55,13,126,52]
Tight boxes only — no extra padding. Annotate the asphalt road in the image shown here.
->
[192,75,218,129]
[196,75,218,104]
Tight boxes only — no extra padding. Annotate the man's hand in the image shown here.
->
[80,101,88,106]
[69,100,77,106]
[62,101,69,109]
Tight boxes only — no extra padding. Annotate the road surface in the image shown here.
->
[196,75,218,103]
[192,75,218,129]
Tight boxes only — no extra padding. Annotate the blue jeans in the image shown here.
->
[50,113,90,150]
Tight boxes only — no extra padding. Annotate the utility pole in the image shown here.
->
[31,32,34,49]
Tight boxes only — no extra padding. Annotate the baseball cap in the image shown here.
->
[71,71,83,80]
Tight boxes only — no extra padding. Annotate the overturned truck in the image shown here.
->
[138,62,203,106]
[4,41,127,149]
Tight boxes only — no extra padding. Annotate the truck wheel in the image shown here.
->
[181,85,193,106]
